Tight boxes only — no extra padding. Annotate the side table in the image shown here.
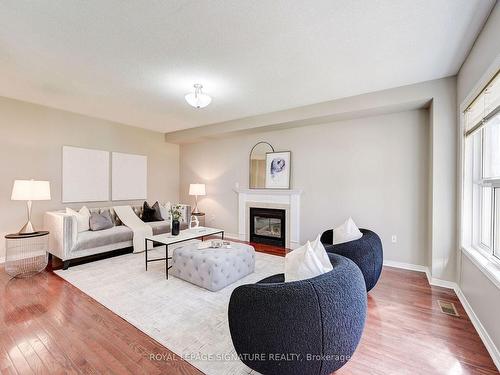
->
[4,231,49,278]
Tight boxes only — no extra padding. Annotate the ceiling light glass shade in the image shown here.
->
[185,84,212,108]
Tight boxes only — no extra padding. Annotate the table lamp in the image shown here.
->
[189,183,206,214]
[11,179,51,234]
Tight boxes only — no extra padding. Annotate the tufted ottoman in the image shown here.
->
[170,242,255,291]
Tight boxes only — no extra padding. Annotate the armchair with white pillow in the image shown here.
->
[320,217,383,292]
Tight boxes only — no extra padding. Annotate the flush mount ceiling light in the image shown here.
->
[185,83,212,109]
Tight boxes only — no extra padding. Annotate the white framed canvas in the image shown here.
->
[265,151,291,189]
[62,146,110,203]
[112,152,147,200]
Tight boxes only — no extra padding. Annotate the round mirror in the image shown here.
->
[249,142,274,189]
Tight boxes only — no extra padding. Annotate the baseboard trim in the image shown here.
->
[383,260,429,273]
[382,260,460,290]
[455,288,500,371]
[429,277,459,290]
[224,233,241,241]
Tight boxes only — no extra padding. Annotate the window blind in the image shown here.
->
[465,70,500,136]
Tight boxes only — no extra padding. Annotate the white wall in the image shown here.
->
[181,109,430,266]
[173,76,457,282]
[0,96,180,260]
[457,2,500,361]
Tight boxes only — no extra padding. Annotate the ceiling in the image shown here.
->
[0,0,495,133]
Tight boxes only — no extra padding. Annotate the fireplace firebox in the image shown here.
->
[249,207,286,248]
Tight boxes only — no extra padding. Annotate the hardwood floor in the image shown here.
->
[0,244,497,375]
[337,266,498,374]
[0,267,202,375]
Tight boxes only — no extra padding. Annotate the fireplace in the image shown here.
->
[249,207,286,248]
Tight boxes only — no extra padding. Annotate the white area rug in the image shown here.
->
[55,246,284,375]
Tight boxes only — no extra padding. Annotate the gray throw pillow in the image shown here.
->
[90,210,114,231]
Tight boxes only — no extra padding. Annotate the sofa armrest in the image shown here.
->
[43,212,77,260]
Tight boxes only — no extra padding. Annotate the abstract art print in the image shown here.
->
[265,151,291,189]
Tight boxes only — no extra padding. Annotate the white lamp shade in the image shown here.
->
[189,183,206,196]
[11,180,51,201]
[185,92,212,109]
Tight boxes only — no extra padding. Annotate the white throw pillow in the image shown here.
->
[159,201,171,221]
[66,206,91,232]
[332,217,363,245]
[310,234,334,272]
[285,240,333,282]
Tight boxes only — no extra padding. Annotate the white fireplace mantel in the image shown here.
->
[234,188,302,249]
[233,188,303,196]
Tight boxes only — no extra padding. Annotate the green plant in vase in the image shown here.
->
[169,204,183,235]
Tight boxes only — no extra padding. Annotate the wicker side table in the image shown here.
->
[4,231,49,278]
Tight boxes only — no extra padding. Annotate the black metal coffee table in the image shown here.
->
[144,227,224,279]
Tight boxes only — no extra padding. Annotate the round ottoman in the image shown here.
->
[320,228,383,292]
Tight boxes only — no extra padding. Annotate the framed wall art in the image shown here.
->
[265,151,291,189]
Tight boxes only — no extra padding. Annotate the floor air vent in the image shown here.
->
[438,300,459,317]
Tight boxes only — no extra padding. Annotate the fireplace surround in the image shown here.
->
[234,188,302,249]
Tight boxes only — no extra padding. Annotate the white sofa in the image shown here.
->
[44,204,190,269]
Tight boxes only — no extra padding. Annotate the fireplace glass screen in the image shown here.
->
[254,216,282,238]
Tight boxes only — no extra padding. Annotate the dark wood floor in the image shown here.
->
[0,244,497,375]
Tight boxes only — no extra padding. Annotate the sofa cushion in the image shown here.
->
[73,226,133,252]
[148,220,171,235]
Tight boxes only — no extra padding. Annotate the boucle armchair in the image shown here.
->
[321,228,383,291]
[228,253,367,375]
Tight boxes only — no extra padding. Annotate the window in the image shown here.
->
[463,70,500,260]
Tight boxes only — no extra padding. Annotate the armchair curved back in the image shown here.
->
[228,253,367,375]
